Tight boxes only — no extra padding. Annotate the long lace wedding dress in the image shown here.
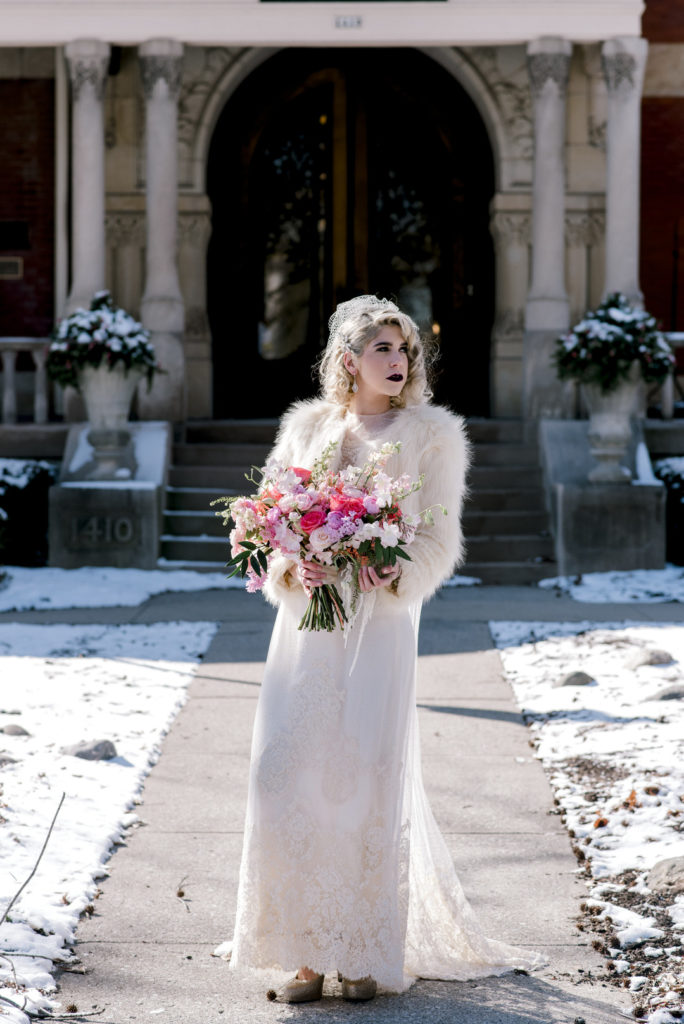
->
[229,411,541,991]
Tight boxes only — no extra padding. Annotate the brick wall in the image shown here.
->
[0,79,55,337]
[640,0,684,326]
[643,0,684,43]
[641,98,684,328]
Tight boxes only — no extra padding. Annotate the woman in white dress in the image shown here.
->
[228,295,541,1002]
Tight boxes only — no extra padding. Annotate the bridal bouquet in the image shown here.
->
[212,440,442,632]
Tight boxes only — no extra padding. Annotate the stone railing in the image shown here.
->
[0,337,50,425]
[662,332,684,420]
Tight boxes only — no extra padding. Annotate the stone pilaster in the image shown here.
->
[64,39,110,313]
[137,39,186,422]
[601,37,648,306]
[524,37,573,419]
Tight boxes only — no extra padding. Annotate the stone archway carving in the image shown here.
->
[186,45,521,196]
[182,44,527,417]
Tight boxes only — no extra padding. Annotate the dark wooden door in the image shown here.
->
[207,49,494,417]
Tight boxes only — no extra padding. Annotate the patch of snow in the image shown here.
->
[492,619,684,1022]
[671,899,684,930]
[442,574,482,587]
[634,442,660,486]
[60,480,157,490]
[539,567,684,603]
[0,621,218,1022]
[0,566,244,612]
[655,457,684,478]
[0,458,55,492]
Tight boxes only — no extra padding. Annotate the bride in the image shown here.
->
[228,295,541,1002]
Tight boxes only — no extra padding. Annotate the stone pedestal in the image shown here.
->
[601,37,648,305]
[524,38,573,419]
[538,418,666,575]
[137,40,186,423]
[49,421,170,569]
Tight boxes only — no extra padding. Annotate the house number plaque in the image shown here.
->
[71,515,135,546]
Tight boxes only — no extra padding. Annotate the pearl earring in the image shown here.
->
[352,378,359,393]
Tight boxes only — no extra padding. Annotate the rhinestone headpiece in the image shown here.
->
[327,295,400,348]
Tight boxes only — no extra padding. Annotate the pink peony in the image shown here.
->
[300,508,327,533]
[363,495,379,514]
[295,491,315,512]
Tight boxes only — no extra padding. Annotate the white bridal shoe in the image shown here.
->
[340,975,377,1001]
[281,971,324,1003]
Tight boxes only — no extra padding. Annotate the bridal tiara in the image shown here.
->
[327,295,400,347]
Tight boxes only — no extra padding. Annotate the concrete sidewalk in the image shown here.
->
[41,586,644,1023]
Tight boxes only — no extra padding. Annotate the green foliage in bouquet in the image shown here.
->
[554,292,674,395]
[46,291,159,390]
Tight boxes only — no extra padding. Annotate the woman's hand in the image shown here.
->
[358,563,401,593]
[296,560,337,598]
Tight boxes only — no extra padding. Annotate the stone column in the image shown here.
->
[601,37,648,306]
[523,37,573,419]
[64,40,110,313]
[137,39,186,422]
[489,209,531,417]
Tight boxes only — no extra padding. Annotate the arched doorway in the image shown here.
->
[207,48,495,418]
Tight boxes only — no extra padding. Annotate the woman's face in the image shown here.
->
[346,324,409,402]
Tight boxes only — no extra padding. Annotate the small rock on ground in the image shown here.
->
[647,856,684,895]
[554,671,595,688]
[626,648,675,669]
[1,724,30,736]
[62,739,118,761]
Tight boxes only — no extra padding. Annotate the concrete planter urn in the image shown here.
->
[555,293,676,484]
[47,291,158,480]
[80,363,143,432]
[80,363,145,480]
[582,365,640,483]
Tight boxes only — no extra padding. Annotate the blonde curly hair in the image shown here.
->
[317,297,433,408]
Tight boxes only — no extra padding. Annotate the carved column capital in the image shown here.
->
[527,38,572,99]
[65,39,110,102]
[565,211,605,248]
[139,40,183,101]
[490,211,532,247]
[601,37,648,97]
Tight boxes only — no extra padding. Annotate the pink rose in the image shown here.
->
[290,466,312,485]
[308,525,336,552]
[300,508,327,533]
[330,495,365,519]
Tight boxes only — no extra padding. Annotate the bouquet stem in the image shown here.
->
[298,583,349,632]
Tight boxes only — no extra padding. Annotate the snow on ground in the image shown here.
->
[0,621,218,1023]
[492,620,684,1023]
[0,566,480,613]
[0,566,244,612]
[539,566,684,604]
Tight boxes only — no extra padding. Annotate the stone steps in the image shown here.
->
[160,418,557,583]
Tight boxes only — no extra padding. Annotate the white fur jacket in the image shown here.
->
[262,398,470,609]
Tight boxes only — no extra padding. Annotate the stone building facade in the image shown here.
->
[0,0,681,424]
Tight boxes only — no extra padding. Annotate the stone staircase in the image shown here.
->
[161,418,556,584]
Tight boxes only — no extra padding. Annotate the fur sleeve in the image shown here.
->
[391,410,471,608]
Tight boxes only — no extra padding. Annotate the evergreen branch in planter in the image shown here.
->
[554,292,675,394]
[46,291,161,391]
